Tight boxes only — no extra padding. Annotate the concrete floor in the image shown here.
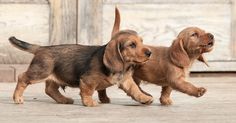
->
[0,77,236,123]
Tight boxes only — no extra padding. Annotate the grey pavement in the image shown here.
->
[1,77,236,123]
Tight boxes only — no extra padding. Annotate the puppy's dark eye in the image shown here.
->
[130,42,136,48]
[191,32,198,37]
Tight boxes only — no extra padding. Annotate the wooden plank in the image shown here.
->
[232,0,236,60]
[103,0,231,4]
[103,4,231,61]
[0,64,15,82]
[0,4,49,64]
[49,0,77,45]
[191,61,236,72]
[0,0,48,4]
[78,0,103,45]
[10,64,28,82]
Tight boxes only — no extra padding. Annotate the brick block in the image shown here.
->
[0,65,15,82]
[10,64,28,82]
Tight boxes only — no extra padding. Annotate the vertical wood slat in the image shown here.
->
[0,0,48,4]
[78,0,103,45]
[49,0,77,45]
[232,0,236,60]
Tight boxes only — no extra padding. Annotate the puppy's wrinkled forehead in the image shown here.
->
[178,27,205,37]
[111,30,139,40]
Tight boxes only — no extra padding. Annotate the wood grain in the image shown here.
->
[0,0,48,4]
[103,0,231,4]
[232,0,236,60]
[78,0,103,45]
[49,0,77,45]
[103,4,232,61]
[0,4,49,64]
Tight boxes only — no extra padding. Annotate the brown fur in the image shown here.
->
[9,8,153,106]
[98,8,215,105]
[133,27,214,105]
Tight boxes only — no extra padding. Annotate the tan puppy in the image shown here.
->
[99,8,214,105]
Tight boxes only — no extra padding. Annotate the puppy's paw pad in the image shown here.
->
[197,87,207,97]
[160,97,173,105]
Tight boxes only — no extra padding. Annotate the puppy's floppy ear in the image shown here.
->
[103,39,124,72]
[169,38,190,68]
[111,7,120,37]
[198,54,209,67]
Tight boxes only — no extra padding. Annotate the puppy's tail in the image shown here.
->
[111,7,121,37]
[9,36,40,54]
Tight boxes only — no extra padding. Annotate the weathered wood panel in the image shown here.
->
[103,0,232,4]
[49,0,77,45]
[103,4,231,61]
[191,61,236,72]
[78,0,103,45]
[232,0,236,60]
[0,4,49,64]
[0,0,48,4]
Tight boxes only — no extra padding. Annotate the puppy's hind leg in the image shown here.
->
[98,89,110,103]
[160,86,173,105]
[14,71,50,104]
[45,79,74,104]
[13,72,29,104]
[13,56,53,104]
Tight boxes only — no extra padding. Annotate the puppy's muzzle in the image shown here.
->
[145,50,152,57]
[208,33,214,40]
[207,33,214,47]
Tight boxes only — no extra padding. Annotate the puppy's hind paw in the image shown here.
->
[99,97,111,104]
[160,97,173,105]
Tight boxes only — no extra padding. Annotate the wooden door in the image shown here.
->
[1,0,235,69]
[0,0,77,82]
[0,0,77,64]
[79,0,236,72]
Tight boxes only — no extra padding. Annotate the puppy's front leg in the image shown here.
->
[119,77,153,104]
[171,79,206,97]
[160,86,173,105]
[79,80,98,107]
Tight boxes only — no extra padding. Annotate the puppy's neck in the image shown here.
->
[110,63,133,75]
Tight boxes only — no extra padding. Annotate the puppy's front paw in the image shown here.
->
[160,97,173,105]
[13,95,24,104]
[140,95,153,105]
[197,87,207,97]
[83,100,98,107]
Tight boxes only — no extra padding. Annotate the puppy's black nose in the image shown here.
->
[145,50,152,57]
[208,33,214,40]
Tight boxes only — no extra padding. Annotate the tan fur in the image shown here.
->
[98,8,215,105]
[133,27,214,105]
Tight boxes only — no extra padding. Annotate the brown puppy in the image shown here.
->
[99,8,214,105]
[133,27,214,105]
[9,9,153,107]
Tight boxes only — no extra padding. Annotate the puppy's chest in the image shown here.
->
[109,70,133,85]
